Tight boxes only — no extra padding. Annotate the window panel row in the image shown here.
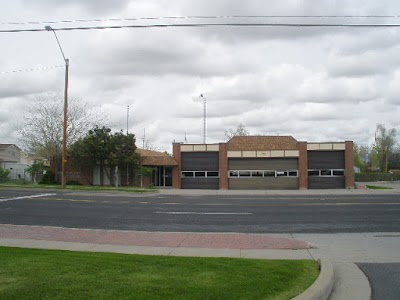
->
[228,170,298,178]
[182,171,219,178]
[308,169,345,177]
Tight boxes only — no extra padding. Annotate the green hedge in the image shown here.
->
[355,172,400,182]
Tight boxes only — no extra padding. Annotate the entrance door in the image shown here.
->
[153,166,172,187]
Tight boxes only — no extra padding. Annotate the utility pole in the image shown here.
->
[126,105,130,186]
[45,26,69,188]
[385,145,389,173]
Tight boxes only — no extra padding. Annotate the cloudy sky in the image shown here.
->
[1,0,400,152]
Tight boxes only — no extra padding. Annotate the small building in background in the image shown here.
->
[0,144,29,180]
[136,149,178,188]
[0,144,21,164]
[86,149,178,187]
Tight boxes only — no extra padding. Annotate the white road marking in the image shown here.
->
[155,211,252,215]
[0,193,56,202]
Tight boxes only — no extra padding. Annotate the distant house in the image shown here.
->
[0,144,29,180]
[20,152,50,167]
[0,144,21,163]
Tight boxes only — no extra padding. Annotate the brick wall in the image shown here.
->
[298,142,308,189]
[172,143,181,189]
[219,143,228,189]
[345,141,355,189]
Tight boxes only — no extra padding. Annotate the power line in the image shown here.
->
[3,22,400,33]
[0,64,64,75]
[3,15,400,26]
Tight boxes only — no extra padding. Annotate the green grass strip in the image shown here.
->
[0,247,318,300]
[0,183,157,193]
[366,185,393,190]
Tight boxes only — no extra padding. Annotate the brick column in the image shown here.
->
[219,143,228,189]
[345,141,355,189]
[298,142,308,190]
[172,143,181,189]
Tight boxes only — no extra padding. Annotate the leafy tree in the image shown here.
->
[371,124,397,172]
[0,166,10,183]
[224,123,250,141]
[354,144,370,172]
[69,127,138,186]
[389,147,400,170]
[25,161,44,185]
[70,126,112,186]
[138,166,155,187]
[17,92,106,181]
[40,170,57,185]
[108,130,139,186]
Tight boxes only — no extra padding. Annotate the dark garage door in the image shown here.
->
[308,151,345,189]
[181,152,219,189]
[228,158,298,190]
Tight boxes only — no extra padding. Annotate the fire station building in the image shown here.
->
[171,136,354,190]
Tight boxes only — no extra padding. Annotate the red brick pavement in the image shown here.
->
[0,224,309,250]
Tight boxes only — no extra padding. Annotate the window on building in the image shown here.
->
[288,170,298,177]
[320,170,332,176]
[333,169,345,176]
[182,171,194,178]
[251,171,263,177]
[229,171,239,177]
[239,171,251,177]
[276,171,288,177]
[308,170,319,176]
[207,171,219,178]
[195,171,206,177]
[264,170,276,177]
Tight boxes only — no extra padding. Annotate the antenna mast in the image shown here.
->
[200,94,207,144]
[126,105,129,134]
[142,128,146,148]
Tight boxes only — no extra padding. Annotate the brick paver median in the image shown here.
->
[0,224,308,250]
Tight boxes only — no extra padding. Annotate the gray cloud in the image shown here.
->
[20,0,130,15]
[1,0,400,151]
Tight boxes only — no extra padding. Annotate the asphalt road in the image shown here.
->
[357,263,400,300]
[1,188,400,233]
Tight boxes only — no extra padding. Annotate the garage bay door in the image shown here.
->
[308,151,345,189]
[228,158,299,190]
[181,152,219,189]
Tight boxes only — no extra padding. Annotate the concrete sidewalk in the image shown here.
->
[0,224,379,300]
[0,224,311,258]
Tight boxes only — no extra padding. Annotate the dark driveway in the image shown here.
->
[357,263,400,300]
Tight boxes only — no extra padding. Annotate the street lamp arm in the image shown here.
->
[45,26,68,63]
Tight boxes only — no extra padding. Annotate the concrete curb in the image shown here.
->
[292,259,333,300]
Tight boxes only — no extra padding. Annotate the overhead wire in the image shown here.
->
[2,15,399,72]
[2,22,400,33]
[0,65,64,75]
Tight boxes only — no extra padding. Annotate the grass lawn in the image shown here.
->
[0,247,319,300]
[366,185,393,190]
